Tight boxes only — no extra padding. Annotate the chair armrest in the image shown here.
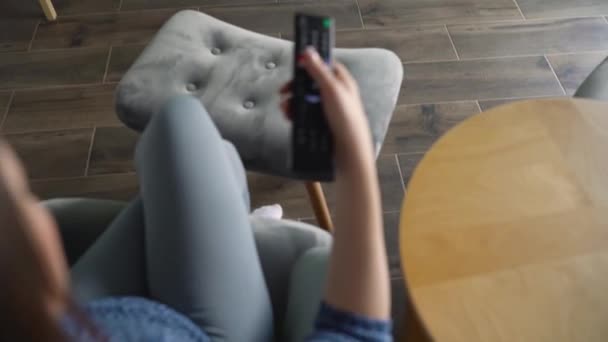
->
[284,246,330,342]
[250,217,331,338]
[42,198,127,265]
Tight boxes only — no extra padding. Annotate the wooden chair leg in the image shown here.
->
[305,181,333,232]
[39,0,57,21]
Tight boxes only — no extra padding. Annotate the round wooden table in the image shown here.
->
[399,98,608,341]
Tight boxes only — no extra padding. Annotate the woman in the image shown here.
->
[0,48,391,341]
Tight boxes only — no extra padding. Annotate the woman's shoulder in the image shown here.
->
[67,297,210,342]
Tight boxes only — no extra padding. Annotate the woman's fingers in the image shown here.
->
[280,98,292,120]
[280,81,292,95]
[334,63,358,93]
[279,81,293,120]
[300,48,337,94]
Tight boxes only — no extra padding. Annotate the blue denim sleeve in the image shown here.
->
[306,302,393,341]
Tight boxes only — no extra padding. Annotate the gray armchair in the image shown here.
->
[44,198,331,341]
[574,57,608,100]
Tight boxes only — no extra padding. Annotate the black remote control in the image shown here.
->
[291,13,335,181]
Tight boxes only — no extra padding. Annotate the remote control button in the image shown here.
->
[243,100,255,109]
[211,47,221,55]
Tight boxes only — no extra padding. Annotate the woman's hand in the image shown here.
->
[280,48,375,173]
[280,48,389,320]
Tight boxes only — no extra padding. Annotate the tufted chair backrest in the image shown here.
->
[116,10,403,179]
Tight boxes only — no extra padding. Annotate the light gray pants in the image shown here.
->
[71,96,274,342]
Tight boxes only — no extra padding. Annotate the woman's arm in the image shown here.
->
[285,48,391,320]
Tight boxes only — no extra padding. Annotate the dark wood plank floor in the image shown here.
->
[448,17,608,59]
[2,0,608,333]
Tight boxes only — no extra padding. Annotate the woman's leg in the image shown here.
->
[135,96,273,342]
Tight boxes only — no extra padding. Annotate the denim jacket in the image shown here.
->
[63,297,392,341]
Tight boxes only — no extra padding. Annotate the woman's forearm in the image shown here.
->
[324,153,391,320]
[289,48,392,320]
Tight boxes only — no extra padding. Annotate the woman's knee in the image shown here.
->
[138,96,216,154]
[153,95,210,131]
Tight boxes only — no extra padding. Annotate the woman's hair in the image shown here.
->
[0,187,68,341]
[0,143,103,341]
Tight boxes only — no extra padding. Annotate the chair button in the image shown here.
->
[243,100,255,109]
[186,83,198,91]
[265,61,276,70]
[211,47,221,55]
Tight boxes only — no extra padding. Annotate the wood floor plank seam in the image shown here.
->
[509,14,608,22]
[544,49,608,57]
[12,46,119,54]
[84,127,97,176]
[515,0,608,19]
[103,46,113,83]
[444,24,460,60]
[55,5,199,19]
[354,0,365,29]
[401,49,608,65]
[2,125,123,136]
[445,16,608,32]
[1,81,116,93]
[396,95,561,109]
[512,0,527,20]
[394,154,406,191]
[108,42,148,49]
[334,22,453,32]
[544,55,568,95]
[442,14,607,26]
[0,91,15,130]
[26,21,41,52]
[475,100,483,113]
[307,15,607,34]
[117,1,278,12]
[30,171,137,183]
[198,1,282,11]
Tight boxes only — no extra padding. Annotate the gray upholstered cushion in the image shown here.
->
[115,10,403,179]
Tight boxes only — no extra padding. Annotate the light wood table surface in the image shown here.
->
[399,98,608,341]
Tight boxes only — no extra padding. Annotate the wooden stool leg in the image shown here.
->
[39,0,57,21]
[305,181,333,232]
